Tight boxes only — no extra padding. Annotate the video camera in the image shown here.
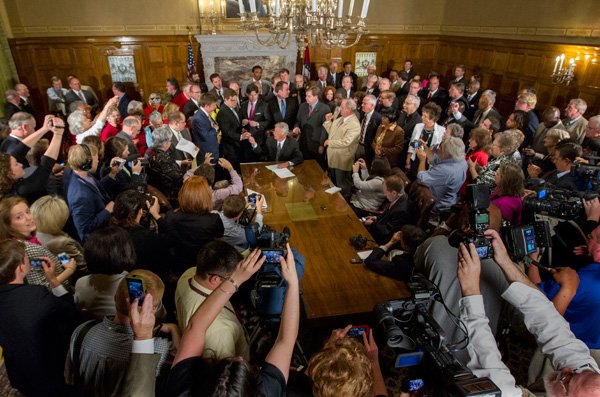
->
[448,184,493,259]
[501,221,552,260]
[522,179,598,222]
[374,276,501,397]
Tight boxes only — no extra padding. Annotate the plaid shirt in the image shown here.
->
[24,241,70,289]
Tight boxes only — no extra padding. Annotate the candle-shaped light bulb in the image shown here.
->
[312,0,317,12]
[553,55,560,74]
[559,53,565,70]
[360,0,369,18]
[238,0,246,13]
[275,0,280,16]
[347,0,354,16]
[337,0,344,18]
[249,0,257,13]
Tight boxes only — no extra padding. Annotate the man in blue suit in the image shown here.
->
[191,92,219,164]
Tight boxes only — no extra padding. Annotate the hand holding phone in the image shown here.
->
[126,275,146,304]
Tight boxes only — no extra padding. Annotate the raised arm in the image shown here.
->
[172,249,265,366]
[264,243,300,382]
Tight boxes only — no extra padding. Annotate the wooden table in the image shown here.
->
[241,160,409,320]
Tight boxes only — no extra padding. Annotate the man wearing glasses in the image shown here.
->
[174,241,249,360]
[183,83,202,120]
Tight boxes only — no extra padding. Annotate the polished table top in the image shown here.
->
[240,160,409,320]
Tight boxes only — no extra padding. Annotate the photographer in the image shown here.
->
[456,230,600,396]
[350,157,390,217]
[307,325,387,397]
[539,141,581,191]
[146,126,183,207]
[214,194,265,252]
[185,157,243,211]
[101,136,146,198]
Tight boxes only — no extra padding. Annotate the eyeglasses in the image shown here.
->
[191,91,201,94]
[208,273,229,280]
[150,97,161,101]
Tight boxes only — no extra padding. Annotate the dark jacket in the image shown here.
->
[252,136,304,165]
[0,283,78,397]
[0,135,31,167]
[147,148,183,206]
[368,195,415,244]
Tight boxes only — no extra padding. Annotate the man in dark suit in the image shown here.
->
[395,71,411,96]
[182,83,201,120]
[208,73,225,106]
[0,112,52,168]
[418,73,448,114]
[402,60,417,81]
[472,90,503,129]
[336,75,355,100]
[241,65,271,99]
[217,88,245,169]
[15,84,35,117]
[357,94,382,166]
[451,65,467,85]
[314,66,329,91]
[293,85,330,169]
[191,93,220,162]
[326,60,339,88]
[250,122,303,168]
[116,116,142,158]
[442,82,470,126]
[363,174,415,244]
[111,82,130,119]
[291,74,306,105]
[463,80,481,121]
[65,76,99,115]
[166,111,194,165]
[3,89,22,119]
[268,81,298,131]
[241,83,272,162]
[337,61,358,92]
[542,142,581,191]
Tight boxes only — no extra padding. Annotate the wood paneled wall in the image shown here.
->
[8,34,600,119]
[8,35,194,115]
[311,35,600,117]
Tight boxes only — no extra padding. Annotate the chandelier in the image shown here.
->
[238,0,370,56]
[551,53,576,86]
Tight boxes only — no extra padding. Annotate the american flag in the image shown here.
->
[303,46,311,80]
[187,40,196,80]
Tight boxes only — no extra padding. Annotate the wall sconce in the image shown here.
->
[551,53,575,85]
[198,0,222,35]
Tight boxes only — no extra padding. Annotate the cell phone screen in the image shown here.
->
[57,252,70,264]
[347,326,369,338]
[29,259,43,269]
[262,250,283,264]
[127,278,145,303]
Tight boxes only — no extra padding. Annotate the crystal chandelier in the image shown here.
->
[238,0,370,56]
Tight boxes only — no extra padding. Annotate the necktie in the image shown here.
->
[249,102,255,119]
[308,105,313,117]
[332,74,336,85]
[78,91,86,104]
[360,115,368,144]
[276,142,283,161]
[427,91,432,100]
[280,100,286,118]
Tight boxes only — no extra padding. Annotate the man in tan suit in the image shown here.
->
[323,98,361,199]
[563,98,589,144]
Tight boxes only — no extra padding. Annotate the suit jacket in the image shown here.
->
[336,88,355,100]
[65,89,98,114]
[122,353,161,397]
[396,81,410,96]
[472,107,503,128]
[363,87,380,97]
[372,123,405,167]
[209,87,225,106]
[19,97,35,116]
[419,88,449,114]
[531,121,566,154]
[0,135,31,167]
[268,97,299,130]
[359,111,382,164]
[563,117,589,145]
[295,101,330,147]
[117,94,130,118]
[337,71,358,91]
[463,90,481,121]
[326,72,339,88]
[253,136,304,165]
[216,104,244,163]
[191,108,220,161]
[313,79,329,91]
[324,114,361,170]
[3,102,21,119]
[182,99,199,119]
[66,172,115,241]
[241,99,271,145]
[369,194,415,244]
[169,126,193,161]
[116,130,140,158]
[544,169,579,191]
[241,79,271,98]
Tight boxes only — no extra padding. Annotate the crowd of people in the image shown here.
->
[1,58,600,396]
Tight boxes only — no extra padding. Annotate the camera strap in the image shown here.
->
[188,278,236,316]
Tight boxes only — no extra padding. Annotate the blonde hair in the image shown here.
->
[67,144,97,171]
[307,337,373,397]
[30,196,69,235]
[114,269,164,316]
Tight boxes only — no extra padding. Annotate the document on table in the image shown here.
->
[357,250,373,260]
[265,164,295,179]
[245,188,268,210]
[175,138,200,158]
[325,186,342,194]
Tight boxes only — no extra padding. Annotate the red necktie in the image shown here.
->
[249,102,255,119]
[308,105,313,117]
